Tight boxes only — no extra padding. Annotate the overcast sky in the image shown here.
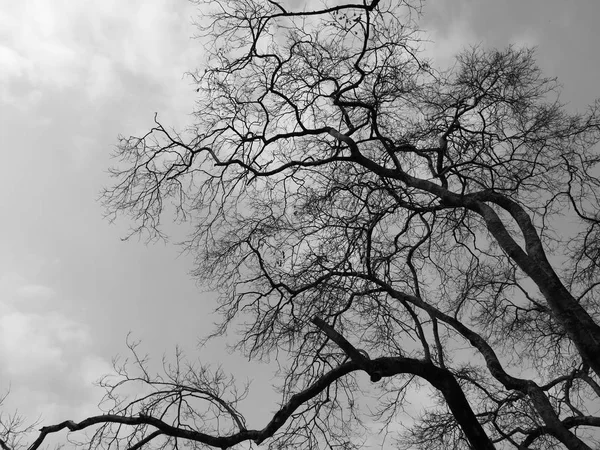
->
[1,0,599,445]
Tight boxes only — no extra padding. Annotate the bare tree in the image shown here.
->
[0,390,37,450]
[5,0,600,449]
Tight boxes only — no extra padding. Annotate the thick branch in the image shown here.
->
[311,317,496,450]
[22,350,497,450]
[521,416,600,447]
[311,316,375,378]
[25,362,357,450]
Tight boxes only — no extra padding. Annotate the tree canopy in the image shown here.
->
[3,0,600,449]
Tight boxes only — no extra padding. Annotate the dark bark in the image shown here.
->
[94,2,600,448]
[312,317,497,450]
[348,139,600,380]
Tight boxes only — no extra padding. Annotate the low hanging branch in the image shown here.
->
[2,318,497,450]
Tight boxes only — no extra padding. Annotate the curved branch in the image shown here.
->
[26,361,356,450]
[23,353,496,450]
[521,416,600,448]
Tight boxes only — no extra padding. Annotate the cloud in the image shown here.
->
[16,284,56,301]
[0,270,111,425]
[0,311,69,376]
[420,6,478,69]
[79,355,113,387]
[0,0,197,106]
[0,273,56,306]
[0,44,32,81]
